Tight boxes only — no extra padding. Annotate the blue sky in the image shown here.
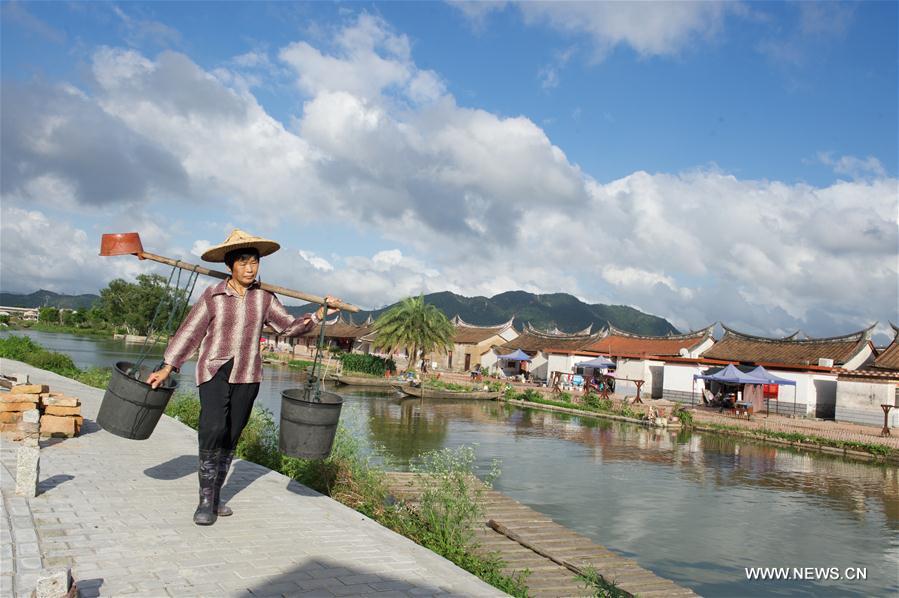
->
[1,1,896,340]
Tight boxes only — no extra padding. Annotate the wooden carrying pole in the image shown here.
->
[137,251,359,313]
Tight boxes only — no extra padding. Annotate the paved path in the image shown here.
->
[0,359,504,597]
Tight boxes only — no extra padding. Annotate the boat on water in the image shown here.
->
[335,374,397,387]
[393,383,501,400]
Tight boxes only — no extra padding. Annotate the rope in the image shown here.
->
[131,261,200,375]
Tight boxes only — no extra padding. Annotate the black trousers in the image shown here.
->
[197,359,260,452]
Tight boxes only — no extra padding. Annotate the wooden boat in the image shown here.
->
[393,384,501,400]
[335,374,396,388]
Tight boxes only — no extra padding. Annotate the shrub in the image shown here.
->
[559,391,572,403]
[338,353,397,377]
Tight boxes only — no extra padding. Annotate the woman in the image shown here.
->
[147,229,340,525]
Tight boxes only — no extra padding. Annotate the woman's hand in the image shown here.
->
[316,295,343,320]
[147,365,173,389]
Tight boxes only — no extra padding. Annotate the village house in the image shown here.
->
[833,324,899,427]
[492,323,603,382]
[667,325,877,418]
[581,325,715,398]
[262,314,373,354]
[428,316,518,372]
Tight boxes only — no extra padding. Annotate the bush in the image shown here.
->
[338,353,397,376]
[559,391,572,403]
[0,335,111,389]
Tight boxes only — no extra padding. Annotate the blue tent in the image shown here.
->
[745,366,796,386]
[575,356,615,369]
[497,349,532,362]
[693,364,766,385]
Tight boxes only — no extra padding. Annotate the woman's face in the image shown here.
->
[229,253,259,286]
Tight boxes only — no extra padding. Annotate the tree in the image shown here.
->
[94,274,191,336]
[38,306,60,324]
[372,295,454,370]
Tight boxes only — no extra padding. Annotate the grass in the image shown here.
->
[12,321,114,339]
[578,566,628,598]
[701,422,897,459]
[285,359,315,369]
[164,395,529,596]
[0,334,112,389]
[505,388,646,422]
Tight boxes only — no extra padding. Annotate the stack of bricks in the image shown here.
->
[0,383,83,440]
[0,383,46,440]
[41,392,83,438]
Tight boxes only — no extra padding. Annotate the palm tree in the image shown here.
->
[372,295,454,370]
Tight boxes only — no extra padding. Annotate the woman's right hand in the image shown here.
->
[147,365,173,389]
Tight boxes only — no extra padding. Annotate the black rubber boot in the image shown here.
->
[193,449,219,526]
[214,451,234,517]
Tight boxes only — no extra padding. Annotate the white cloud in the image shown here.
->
[1,13,894,340]
[454,1,733,60]
[190,240,211,258]
[298,250,334,272]
[818,152,887,180]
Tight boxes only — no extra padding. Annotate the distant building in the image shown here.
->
[492,323,603,381]
[581,325,715,398]
[671,325,877,418]
[430,316,518,371]
[833,324,899,428]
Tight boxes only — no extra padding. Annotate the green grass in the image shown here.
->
[701,422,896,459]
[285,359,315,369]
[578,566,628,598]
[0,334,112,389]
[504,388,647,422]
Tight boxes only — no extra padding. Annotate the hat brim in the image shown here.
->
[201,240,280,263]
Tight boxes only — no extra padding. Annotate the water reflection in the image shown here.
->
[5,330,897,597]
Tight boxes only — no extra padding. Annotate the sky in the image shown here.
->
[1,1,897,342]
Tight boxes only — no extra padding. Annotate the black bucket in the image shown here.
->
[97,361,177,440]
[279,388,343,460]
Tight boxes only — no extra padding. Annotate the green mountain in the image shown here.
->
[289,290,678,336]
[0,290,99,310]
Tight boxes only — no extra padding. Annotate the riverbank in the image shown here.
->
[0,359,505,597]
[498,390,899,464]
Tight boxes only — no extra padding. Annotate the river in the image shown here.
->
[3,330,898,597]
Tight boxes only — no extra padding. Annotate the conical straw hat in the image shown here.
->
[201,229,280,263]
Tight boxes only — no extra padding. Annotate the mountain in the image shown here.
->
[0,290,99,310]
[287,290,679,336]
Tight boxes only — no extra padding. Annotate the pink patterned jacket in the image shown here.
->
[163,279,319,385]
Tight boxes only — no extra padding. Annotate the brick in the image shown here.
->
[0,402,39,412]
[44,406,81,417]
[42,396,79,408]
[0,393,40,403]
[11,384,49,394]
[40,416,75,438]
[0,412,22,423]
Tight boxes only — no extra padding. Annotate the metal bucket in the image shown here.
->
[279,388,343,460]
[97,361,177,440]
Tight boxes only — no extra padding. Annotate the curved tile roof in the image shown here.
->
[704,324,874,366]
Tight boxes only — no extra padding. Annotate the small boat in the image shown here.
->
[335,374,397,388]
[393,384,501,400]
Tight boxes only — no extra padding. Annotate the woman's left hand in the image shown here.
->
[316,295,342,320]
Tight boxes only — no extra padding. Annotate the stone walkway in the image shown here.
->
[0,359,504,598]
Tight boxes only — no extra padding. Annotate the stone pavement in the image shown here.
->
[0,359,505,597]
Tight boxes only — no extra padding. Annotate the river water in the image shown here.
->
[4,330,898,597]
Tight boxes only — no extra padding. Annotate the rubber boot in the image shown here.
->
[193,449,219,526]
[214,451,234,517]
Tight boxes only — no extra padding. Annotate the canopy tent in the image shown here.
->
[693,364,767,385]
[745,366,796,386]
[575,356,615,369]
[497,349,532,362]
[746,365,797,415]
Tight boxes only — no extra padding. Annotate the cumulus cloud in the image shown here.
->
[453,1,732,59]
[0,12,894,339]
[817,152,887,180]
[0,207,144,294]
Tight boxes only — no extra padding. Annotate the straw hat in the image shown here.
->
[201,229,280,263]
